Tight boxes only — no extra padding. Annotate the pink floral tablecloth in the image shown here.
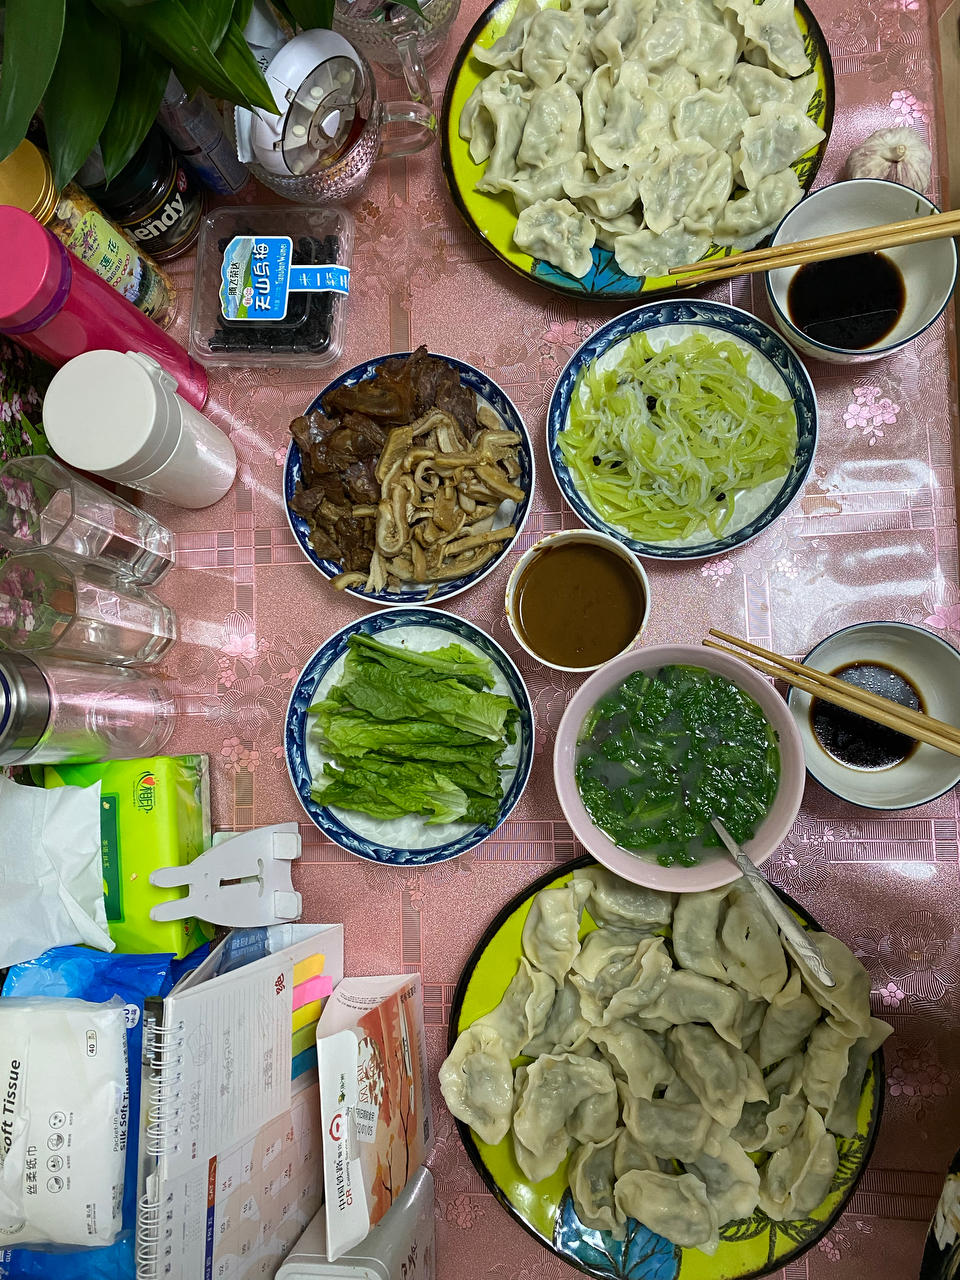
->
[151,0,960,1273]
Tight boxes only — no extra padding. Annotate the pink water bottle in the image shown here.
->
[0,205,208,410]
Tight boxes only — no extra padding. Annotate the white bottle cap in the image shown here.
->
[42,350,183,483]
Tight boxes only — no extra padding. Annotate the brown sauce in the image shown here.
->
[514,541,645,668]
[787,252,906,349]
[810,660,923,770]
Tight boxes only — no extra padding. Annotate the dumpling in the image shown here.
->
[588,61,668,171]
[573,934,673,1023]
[631,969,745,1046]
[459,82,497,164]
[473,0,541,69]
[562,35,598,94]
[521,9,586,88]
[690,1126,761,1222]
[614,1126,660,1178]
[732,1052,806,1153]
[521,878,592,982]
[670,896,732,983]
[736,101,826,190]
[496,157,583,211]
[758,1104,839,1220]
[523,976,591,1056]
[637,138,718,234]
[620,1089,713,1164]
[673,86,749,153]
[751,967,821,1069]
[517,80,582,168]
[614,1170,720,1252]
[682,151,734,231]
[563,154,641,220]
[666,1023,767,1129]
[439,1023,515,1144]
[569,1131,627,1237]
[476,957,557,1058]
[720,884,788,1002]
[781,930,874,1039]
[591,0,658,67]
[713,167,802,248]
[569,1078,621,1144]
[802,1018,857,1113]
[513,197,597,278]
[513,1052,617,1181]
[589,1019,676,1099]
[725,0,811,77]
[474,71,534,193]
[593,209,645,251]
[636,14,699,72]
[649,64,699,106]
[740,996,768,1052]
[574,865,675,930]
[824,1017,892,1138]
[729,62,816,115]
[678,19,739,90]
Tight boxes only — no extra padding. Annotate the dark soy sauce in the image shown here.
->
[811,661,923,770]
[787,252,906,349]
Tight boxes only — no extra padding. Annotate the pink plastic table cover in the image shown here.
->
[151,0,960,1272]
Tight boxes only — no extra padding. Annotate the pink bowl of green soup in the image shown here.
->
[553,644,806,892]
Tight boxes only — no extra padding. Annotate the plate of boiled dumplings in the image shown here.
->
[439,858,889,1280]
[440,0,834,298]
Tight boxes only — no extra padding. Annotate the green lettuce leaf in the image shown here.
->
[338,663,515,742]
[313,760,468,825]
[347,633,495,690]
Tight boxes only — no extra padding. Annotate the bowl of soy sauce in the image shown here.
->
[765,179,957,365]
[786,621,960,809]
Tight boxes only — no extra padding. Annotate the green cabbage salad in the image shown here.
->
[559,331,798,542]
[309,633,520,827]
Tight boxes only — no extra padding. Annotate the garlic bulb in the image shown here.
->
[846,127,932,193]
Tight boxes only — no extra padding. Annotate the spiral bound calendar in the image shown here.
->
[135,923,343,1280]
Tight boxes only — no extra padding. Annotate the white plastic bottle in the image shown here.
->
[42,349,236,509]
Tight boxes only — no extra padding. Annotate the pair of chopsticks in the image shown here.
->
[704,629,960,758]
[667,208,960,287]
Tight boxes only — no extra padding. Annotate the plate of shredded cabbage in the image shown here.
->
[547,300,818,559]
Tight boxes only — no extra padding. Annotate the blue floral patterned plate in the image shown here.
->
[547,300,818,560]
[284,352,534,606]
[284,607,534,864]
[449,857,885,1280]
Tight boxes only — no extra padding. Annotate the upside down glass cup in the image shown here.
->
[333,0,459,116]
[242,35,435,204]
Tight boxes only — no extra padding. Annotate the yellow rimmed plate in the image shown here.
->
[440,1,834,299]
[448,856,884,1280]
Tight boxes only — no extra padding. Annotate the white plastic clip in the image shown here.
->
[148,822,303,927]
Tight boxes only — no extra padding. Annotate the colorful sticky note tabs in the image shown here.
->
[293,954,325,985]
[292,975,332,1010]
[292,1001,324,1033]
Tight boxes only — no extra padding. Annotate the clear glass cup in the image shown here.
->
[0,455,176,586]
[0,651,176,764]
[243,42,434,204]
[0,549,177,666]
[333,0,460,97]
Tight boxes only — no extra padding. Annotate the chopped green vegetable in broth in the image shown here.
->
[576,665,780,866]
[559,331,798,542]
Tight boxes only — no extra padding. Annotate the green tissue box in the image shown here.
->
[43,755,215,957]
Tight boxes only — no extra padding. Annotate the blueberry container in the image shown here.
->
[189,204,353,370]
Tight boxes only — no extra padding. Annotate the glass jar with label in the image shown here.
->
[82,127,204,262]
[0,140,175,327]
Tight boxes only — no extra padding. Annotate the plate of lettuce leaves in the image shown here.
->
[285,607,535,864]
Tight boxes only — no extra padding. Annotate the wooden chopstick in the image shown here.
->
[667,208,960,287]
[703,629,960,759]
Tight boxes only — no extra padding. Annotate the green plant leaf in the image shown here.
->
[98,33,168,181]
[44,0,122,189]
[215,19,280,113]
[91,0,277,111]
[233,0,256,28]
[0,0,67,162]
[283,0,334,26]
[187,0,236,50]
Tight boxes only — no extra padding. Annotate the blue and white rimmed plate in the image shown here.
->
[284,352,535,606]
[284,607,534,864]
[547,300,818,561]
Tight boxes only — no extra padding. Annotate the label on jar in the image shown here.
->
[219,235,350,322]
[59,207,171,322]
[120,165,203,260]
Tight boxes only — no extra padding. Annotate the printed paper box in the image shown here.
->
[315,975,433,1260]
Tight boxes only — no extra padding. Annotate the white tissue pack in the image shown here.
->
[0,998,128,1248]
